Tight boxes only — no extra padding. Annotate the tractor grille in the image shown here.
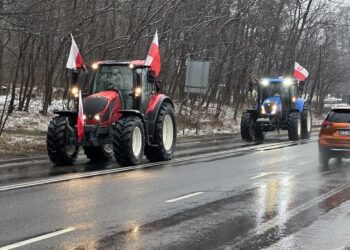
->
[83,96,108,115]
[264,103,274,113]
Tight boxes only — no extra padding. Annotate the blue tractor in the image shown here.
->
[241,77,312,141]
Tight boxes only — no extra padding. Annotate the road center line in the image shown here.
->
[297,160,314,166]
[0,227,75,250]
[165,192,204,203]
[250,172,290,180]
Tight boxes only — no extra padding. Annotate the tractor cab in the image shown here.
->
[90,61,157,112]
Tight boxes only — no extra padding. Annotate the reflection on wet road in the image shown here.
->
[1,136,350,249]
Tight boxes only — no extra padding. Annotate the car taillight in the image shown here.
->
[321,120,333,128]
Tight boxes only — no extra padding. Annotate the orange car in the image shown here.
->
[319,107,350,166]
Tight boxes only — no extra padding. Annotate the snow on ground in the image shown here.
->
[0,93,64,155]
[176,102,241,137]
[0,95,63,132]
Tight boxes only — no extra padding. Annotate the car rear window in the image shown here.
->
[327,109,350,123]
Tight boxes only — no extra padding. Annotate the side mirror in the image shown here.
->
[147,70,156,82]
[298,81,305,94]
[71,69,79,84]
[248,81,254,93]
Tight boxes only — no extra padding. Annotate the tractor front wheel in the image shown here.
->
[47,116,79,166]
[241,111,255,142]
[287,111,302,141]
[83,144,114,162]
[254,124,264,141]
[145,103,176,162]
[113,116,145,166]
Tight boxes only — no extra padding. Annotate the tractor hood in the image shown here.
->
[262,96,282,115]
[83,90,122,125]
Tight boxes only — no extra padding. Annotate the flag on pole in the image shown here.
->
[77,90,84,143]
[66,34,85,70]
[145,30,161,76]
[293,62,309,81]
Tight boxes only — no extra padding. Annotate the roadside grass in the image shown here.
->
[0,131,46,158]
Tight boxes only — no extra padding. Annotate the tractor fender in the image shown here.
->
[53,110,78,124]
[54,110,78,118]
[294,98,305,113]
[118,110,145,122]
[244,109,259,119]
[145,94,174,144]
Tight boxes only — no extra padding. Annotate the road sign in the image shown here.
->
[185,60,210,94]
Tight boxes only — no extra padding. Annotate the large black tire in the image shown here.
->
[287,111,302,141]
[83,145,114,162]
[145,103,176,162]
[319,147,330,168]
[301,104,312,139]
[241,111,255,142]
[47,116,79,166]
[254,124,264,141]
[113,116,145,166]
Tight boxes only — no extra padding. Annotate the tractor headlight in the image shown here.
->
[134,87,142,97]
[261,105,266,114]
[283,78,293,87]
[83,114,87,121]
[291,96,296,102]
[129,63,135,69]
[261,79,269,86]
[271,104,278,115]
[93,114,101,122]
[92,62,99,70]
[71,86,79,98]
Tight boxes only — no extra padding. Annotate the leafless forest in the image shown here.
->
[0,0,350,132]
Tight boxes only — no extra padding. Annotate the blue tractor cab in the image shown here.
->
[241,77,312,141]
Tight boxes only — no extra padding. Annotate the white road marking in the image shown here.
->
[0,137,318,192]
[0,227,75,250]
[297,160,314,166]
[165,192,204,203]
[250,172,290,180]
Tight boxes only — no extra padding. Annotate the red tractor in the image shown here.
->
[47,60,176,166]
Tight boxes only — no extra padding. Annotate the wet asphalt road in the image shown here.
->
[1,132,350,249]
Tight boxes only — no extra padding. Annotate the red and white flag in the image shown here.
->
[293,62,309,81]
[77,90,84,143]
[66,34,85,70]
[145,31,161,76]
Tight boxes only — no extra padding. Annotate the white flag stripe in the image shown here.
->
[145,55,154,66]
[294,61,309,79]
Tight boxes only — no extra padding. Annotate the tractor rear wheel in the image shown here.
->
[83,144,114,162]
[113,116,145,166]
[301,105,312,139]
[47,116,79,166]
[241,111,255,142]
[145,103,176,162]
[287,111,302,141]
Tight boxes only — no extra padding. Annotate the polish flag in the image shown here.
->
[293,62,309,81]
[77,90,84,143]
[145,31,161,76]
[66,34,85,70]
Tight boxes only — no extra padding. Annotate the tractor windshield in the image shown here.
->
[261,84,290,100]
[93,65,133,93]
